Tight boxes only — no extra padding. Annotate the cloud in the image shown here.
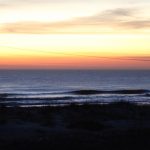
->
[0,20,80,34]
[81,8,150,29]
[121,20,150,29]
[0,2,17,9]
[105,8,134,16]
[71,8,135,25]
[0,21,70,34]
[0,8,150,34]
[0,3,9,8]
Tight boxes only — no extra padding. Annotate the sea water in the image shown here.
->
[0,70,150,107]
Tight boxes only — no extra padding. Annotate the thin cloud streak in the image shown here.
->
[0,45,150,62]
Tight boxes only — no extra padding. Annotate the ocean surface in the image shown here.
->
[0,70,150,107]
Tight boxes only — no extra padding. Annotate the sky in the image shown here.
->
[0,0,150,69]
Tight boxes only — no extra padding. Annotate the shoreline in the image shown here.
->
[1,102,150,150]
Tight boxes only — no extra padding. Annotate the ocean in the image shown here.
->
[0,70,150,107]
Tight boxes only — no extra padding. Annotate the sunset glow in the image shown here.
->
[0,0,150,69]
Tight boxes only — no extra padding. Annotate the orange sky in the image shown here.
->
[0,56,149,69]
[0,0,150,69]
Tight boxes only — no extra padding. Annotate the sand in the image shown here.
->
[0,102,150,150]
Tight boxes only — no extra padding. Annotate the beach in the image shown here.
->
[1,102,150,150]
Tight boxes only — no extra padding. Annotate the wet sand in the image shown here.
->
[0,102,150,150]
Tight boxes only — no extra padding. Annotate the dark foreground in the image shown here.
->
[0,102,150,150]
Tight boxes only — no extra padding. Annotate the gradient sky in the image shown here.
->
[0,0,150,69]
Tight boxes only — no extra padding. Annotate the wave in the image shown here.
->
[0,93,18,99]
[0,89,149,99]
[70,89,150,95]
[145,94,150,97]
[0,96,73,101]
[0,89,150,107]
